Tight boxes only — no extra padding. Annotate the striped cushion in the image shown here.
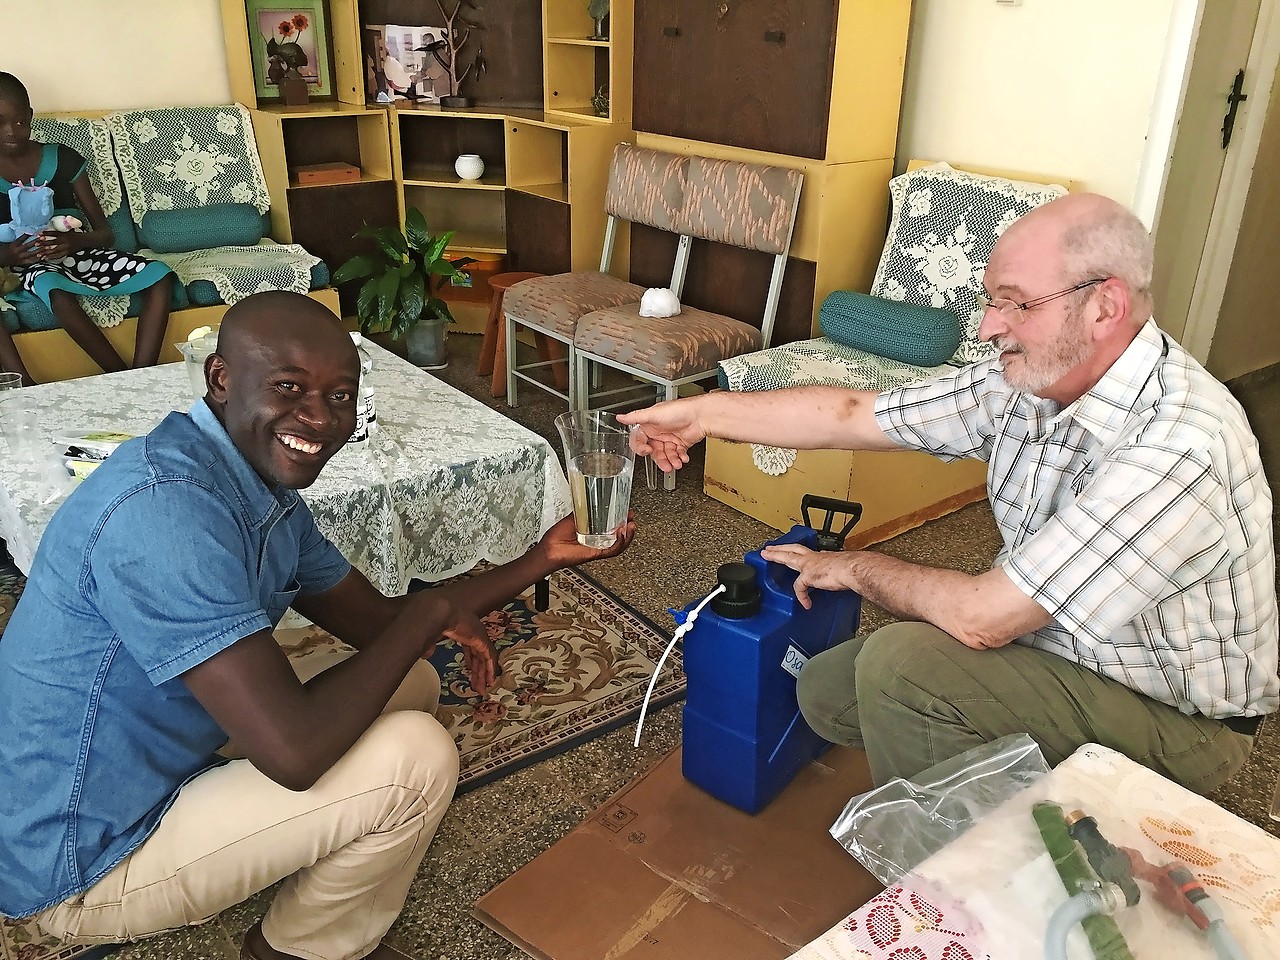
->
[678,156,802,254]
[503,273,644,337]
[576,303,763,381]
[605,145,689,232]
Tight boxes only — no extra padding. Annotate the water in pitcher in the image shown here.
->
[568,450,633,548]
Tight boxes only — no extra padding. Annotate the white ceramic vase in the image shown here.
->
[454,153,485,181]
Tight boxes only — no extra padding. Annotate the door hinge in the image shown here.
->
[1223,68,1248,149]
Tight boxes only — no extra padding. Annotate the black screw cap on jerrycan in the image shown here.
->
[679,495,864,813]
[711,562,761,618]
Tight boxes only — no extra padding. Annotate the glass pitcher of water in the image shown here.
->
[554,410,635,548]
[175,326,220,400]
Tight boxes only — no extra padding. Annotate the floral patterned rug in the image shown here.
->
[0,559,680,960]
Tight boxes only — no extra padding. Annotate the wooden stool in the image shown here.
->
[477,272,570,397]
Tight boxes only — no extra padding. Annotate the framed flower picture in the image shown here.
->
[245,0,335,100]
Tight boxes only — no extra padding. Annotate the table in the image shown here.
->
[789,743,1280,960]
[0,343,571,596]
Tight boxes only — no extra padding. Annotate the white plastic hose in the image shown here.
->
[632,584,725,747]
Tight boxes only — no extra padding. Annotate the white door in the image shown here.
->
[1151,0,1262,344]
[1204,56,1280,380]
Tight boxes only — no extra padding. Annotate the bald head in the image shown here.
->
[217,290,353,365]
[1003,193,1155,322]
[205,291,361,488]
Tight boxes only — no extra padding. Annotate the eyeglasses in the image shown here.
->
[975,278,1108,323]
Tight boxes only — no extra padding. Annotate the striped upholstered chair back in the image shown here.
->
[501,145,694,409]
[570,150,803,488]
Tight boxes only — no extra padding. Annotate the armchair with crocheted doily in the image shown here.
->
[3,107,335,383]
[704,160,1072,544]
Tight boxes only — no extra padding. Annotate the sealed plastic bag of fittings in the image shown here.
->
[830,733,1049,886]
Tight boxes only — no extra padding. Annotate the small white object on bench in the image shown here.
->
[638,287,681,318]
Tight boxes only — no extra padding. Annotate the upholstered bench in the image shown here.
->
[703,161,1070,544]
[2,107,334,383]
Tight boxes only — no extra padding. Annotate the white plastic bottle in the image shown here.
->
[348,332,376,443]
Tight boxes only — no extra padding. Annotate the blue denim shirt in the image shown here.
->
[0,400,350,916]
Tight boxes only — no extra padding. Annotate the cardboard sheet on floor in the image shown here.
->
[474,746,881,959]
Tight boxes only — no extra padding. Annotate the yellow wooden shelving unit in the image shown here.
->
[218,0,632,331]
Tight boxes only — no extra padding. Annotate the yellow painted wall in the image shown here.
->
[5,1,232,112]
[898,0,1178,205]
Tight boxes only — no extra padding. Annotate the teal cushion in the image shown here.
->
[107,205,140,254]
[818,290,961,368]
[185,261,330,307]
[6,281,188,333]
[139,203,265,253]
[1,296,20,333]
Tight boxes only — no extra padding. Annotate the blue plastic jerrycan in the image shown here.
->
[679,496,865,813]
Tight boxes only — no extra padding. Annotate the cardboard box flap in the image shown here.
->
[476,747,881,960]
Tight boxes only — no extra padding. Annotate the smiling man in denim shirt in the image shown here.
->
[0,291,634,960]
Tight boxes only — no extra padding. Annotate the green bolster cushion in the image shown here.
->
[818,290,961,367]
[139,203,265,254]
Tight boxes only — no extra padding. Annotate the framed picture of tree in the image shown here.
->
[245,0,335,100]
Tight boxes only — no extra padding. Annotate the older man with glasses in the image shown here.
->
[620,192,1277,793]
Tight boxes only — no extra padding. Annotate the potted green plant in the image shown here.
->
[332,207,474,368]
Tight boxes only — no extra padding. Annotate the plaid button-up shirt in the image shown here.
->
[874,320,1278,718]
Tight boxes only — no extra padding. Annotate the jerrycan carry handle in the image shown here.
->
[800,495,864,552]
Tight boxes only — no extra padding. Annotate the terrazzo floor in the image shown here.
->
[91,333,1280,959]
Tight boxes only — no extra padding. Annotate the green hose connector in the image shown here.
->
[1033,801,1135,960]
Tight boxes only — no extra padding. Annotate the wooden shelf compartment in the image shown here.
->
[395,113,507,188]
[220,0,364,108]
[400,166,507,190]
[505,121,568,194]
[280,112,393,181]
[544,0,603,41]
[545,42,610,118]
[403,184,507,255]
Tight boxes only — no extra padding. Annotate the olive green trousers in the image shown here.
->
[795,621,1253,793]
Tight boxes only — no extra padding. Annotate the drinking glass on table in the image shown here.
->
[554,410,635,548]
[0,390,40,460]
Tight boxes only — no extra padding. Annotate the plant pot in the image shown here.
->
[439,95,472,109]
[279,70,310,106]
[405,317,448,368]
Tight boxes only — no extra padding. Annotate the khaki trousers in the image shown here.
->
[37,655,455,960]
[796,621,1254,793]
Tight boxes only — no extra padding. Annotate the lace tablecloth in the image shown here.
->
[0,343,570,595]
[790,743,1280,960]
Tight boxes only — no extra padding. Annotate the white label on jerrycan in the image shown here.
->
[781,645,809,679]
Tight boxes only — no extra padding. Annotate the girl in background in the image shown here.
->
[0,71,173,385]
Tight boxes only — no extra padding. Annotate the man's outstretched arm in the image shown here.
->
[618,386,902,474]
